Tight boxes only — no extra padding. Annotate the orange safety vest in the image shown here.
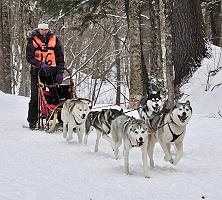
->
[33,35,56,67]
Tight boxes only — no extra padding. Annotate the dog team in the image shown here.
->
[61,92,192,178]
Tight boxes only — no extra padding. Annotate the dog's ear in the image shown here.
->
[157,91,160,96]
[185,100,190,106]
[120,108,123,112]
[89,105,92,109]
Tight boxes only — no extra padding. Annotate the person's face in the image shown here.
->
[39,29,49,37]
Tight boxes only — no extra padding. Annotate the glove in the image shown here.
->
[40,63,52,73]
[56,72,63,84]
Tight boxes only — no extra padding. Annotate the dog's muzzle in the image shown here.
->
[136,138,144,147]
[178,115,187,123]
[152,106,160,112]
[81,114,86,119]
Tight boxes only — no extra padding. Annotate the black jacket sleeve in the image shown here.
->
[54,36,65,73]
[26,37,42,68]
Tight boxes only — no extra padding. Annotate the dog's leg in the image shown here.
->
[95,131,102,152]
[77,128,82,144]
[84,133,89,145]
[142,139,150,178]
[63,122,68,139]
[147,134,155,169]
[66,123,73,142]
[166,143,171,153]
[124,143,130,175]
[172,141,183,165]
[111,141,119,160]
[77,125,84,144]
[159,140,173,162]
[84,124,91,145]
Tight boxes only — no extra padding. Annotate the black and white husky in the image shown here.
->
[147,100,192,168]
[61,98,91,143]
[137,91,164,124]
[84,108,124,152]
[111,115,150,178]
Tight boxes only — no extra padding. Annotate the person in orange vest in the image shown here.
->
[26,19,65,129]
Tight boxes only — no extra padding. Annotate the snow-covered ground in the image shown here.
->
[0,93,222,200]
[1,45,222,200]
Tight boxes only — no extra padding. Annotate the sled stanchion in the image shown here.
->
[33,67,78,132]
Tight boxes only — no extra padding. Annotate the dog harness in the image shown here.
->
[33,35,56,66]
[168,117,184,142]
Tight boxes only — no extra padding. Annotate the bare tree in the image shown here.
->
[0,0,12,94]
[127,0,144,108]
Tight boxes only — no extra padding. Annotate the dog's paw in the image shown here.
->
[171,159,178,165]
[164,155,172,161]
[169,159,174,164]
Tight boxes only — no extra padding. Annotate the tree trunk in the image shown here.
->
[172,0,207,92]
[219,0,222,46]
[164,0,175,108]
[113,19,121,105]
[0,0,12,94]
[19,0,31,96]
[149,0,163,81]
[127,0,144,108]
[202,2,212,42]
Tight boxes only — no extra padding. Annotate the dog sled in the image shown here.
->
[36,67,77,132]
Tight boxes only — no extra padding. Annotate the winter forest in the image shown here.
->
[1,0,221,106]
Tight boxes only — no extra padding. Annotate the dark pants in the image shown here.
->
[27,72,57,123]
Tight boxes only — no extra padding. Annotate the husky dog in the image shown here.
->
[147,100,192,168]
[84,108,124,152]
[111,116,150,178]
[137,91,164,124]
[61,98,91,143]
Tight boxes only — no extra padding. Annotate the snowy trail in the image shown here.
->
[0,92,222,200]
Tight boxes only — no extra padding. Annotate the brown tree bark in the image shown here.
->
[0,0,12,94]
[172,0,207,92]
[128,0,144,108]
[164,0,175,108]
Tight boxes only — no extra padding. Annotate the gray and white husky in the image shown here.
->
[147,100,192,168]
[137,91,164,124]
[84,108,124,152]
[61,98,91,143]
[111,115,150,178]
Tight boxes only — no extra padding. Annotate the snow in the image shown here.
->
[1,45,222,199]
[181,45,222,117]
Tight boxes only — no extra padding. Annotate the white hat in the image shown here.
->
[38,19,49,29]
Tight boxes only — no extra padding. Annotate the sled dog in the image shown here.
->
[111,115,150,178]
[147,100,192,168]
[61,98,91,143]
[84,108,124,152]
[137,91,164,124]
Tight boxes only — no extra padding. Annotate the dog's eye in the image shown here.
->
[79,109,82,111]
[179,108,182,111]
[135,131,138,134]
[186,108,189,111]
[141,131,145,133]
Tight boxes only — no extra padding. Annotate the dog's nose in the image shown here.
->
[139,137,143,142]
[182,112,186,116]
[82,114,86,118]
[155,103,159,107]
